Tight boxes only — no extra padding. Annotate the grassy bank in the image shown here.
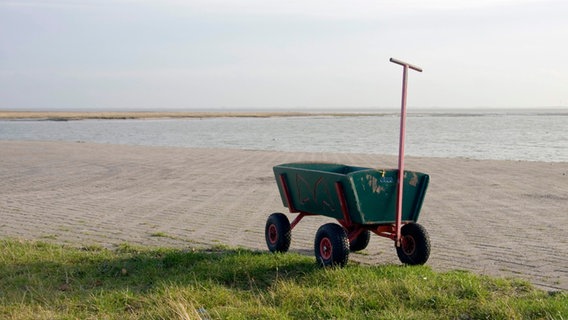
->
[0,239,566,319]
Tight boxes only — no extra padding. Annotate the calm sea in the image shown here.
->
[1,111,566,162]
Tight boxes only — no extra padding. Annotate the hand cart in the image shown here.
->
[265,58,430,266]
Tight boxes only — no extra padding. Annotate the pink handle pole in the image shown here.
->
[390,58,422,246]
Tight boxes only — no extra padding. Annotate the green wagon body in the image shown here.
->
[274,162,429,225]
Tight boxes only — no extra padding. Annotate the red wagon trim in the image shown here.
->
[279,174,297,213]
[334,182,352,228]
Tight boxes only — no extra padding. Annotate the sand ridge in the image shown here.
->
[0,111,382,120]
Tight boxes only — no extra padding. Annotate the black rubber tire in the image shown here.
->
[349,229,371,252]
[396,223,430,265]
[265,213,291,253]
[314,223,349,267]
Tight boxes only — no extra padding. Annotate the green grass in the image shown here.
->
[0,239,566,319]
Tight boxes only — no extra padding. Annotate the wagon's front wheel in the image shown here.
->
[396,223,430,265]
[315,223,349,267]
[265,213,291,253]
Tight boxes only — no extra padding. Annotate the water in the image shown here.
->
[1,111,566,162]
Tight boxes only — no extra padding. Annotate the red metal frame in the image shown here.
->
[290,212,310,229]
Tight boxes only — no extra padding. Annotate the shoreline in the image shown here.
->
[2,138,566,164]
[1,108,567,120]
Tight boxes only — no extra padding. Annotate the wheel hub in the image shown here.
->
[401,235,416,255]
[320,237,332,260]
[268,224,278,244]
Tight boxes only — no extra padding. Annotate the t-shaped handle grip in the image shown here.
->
[390,57,423,72]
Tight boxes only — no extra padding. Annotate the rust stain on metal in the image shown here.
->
[409,172,418,187]
[365,174,385,194]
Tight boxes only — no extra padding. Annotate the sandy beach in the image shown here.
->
[0,140,566,291]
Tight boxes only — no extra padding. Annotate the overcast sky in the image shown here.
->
[1,0,567,110]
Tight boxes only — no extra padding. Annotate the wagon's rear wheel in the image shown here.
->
[349,229,371,252]
[315,223,349,267]
[396,223,430,265]
[265,213,291,253]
